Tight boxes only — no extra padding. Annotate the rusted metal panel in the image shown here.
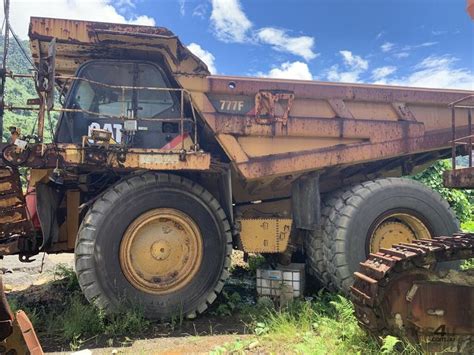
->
[410,283,473,335]
[0,167,34,243]
[28,17,209,77]
[328,99,354,119]
[235,127,468,179]
[468,0,474,19]
[207,76,474,105]
[213,114,425,142]
[0,144,211,171]
[391,102,416,121]
[443,167,474,188]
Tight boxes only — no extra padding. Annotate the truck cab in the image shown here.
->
[56,60,188,149]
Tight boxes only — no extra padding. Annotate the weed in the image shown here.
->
[52,263,80,291]
[105,306,151,335]
[211,338,254,354]
[211,291,243,317]
[381,335,401,354]
[69,334,85,352]
[247,254,265,273]
[461,258,474,270]
[244,294,379,354]
[61,295,105,341]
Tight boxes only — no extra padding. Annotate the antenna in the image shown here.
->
[0,0,10,142]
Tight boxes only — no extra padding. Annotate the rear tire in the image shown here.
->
[308,178,459,293]
[305,189,347,289]
[75,173,232,320]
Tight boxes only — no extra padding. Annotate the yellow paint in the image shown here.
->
[120,208,203,294]
[240,218,292,253]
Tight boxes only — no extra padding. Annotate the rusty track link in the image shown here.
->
[0,167,32,246]
[351,233,474,346]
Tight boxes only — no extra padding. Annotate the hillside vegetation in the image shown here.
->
[1,35,42,142]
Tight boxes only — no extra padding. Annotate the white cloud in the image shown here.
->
[179,0,186,16]
[371,66,397,81]
[340,50,368,70]
[210,0,252,43]
[260,61,313,80]
[256,27,317,61]
[193,3,208,19]
[326,65,360,83]
[187,43,217,74]
[394,52,410,59]
[385,55,474,90]
[10,0,155,39]
[326,50,368,83]
[401,41,438,51]
[192,3,208,18]
[376,31,385,40]
[381,42,395,53]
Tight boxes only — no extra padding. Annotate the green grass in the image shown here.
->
[8,264,151,351]
[214,293,421,355]
[460,220,474,270]
[461,220,474,232]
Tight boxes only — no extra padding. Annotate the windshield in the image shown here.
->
[56,61,182,145]
[71,62,175,118]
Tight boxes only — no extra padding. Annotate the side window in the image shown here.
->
[137,64,175,117]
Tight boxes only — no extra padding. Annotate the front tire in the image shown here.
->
[75,173,232,320]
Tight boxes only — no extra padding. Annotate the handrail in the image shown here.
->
[451,95,474,170]
[3,74,200,152]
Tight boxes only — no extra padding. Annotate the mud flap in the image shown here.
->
[291,173,320,230]
[36,183,60,248]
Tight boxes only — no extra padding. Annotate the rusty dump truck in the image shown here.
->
[0,16,474,348]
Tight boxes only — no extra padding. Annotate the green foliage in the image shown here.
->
[247,294,382,354]
[461,219,474,232]
[52,263,80,291]
[0,35,58,142]
[412,160,472,222]
[211,290,243,317]
[381,335,401,354]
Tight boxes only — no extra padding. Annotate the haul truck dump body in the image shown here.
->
[0,17,473,347]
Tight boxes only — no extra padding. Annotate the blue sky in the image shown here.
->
[9,0,474,89]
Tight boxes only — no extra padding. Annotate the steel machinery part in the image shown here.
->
[351,234,474,352]
[0,276,43,354]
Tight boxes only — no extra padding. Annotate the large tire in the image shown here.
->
[305,189,347,289]
[313,178,459,293]
[75,173,232,320]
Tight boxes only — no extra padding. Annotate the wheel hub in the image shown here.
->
[120,208,203,295]
[151,240,171,260]
[369,213,431,253]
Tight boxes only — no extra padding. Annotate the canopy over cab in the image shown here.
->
[28,17,210,78]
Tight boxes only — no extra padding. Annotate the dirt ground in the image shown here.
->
[2,252,256,354]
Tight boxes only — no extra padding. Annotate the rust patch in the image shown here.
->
[255,91,294,126]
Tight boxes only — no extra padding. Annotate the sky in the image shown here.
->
[5,0,474,89]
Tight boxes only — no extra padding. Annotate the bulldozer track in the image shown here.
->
[351,233,474,341]
[0,167,32,241]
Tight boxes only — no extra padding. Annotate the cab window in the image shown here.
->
[71,62,175,118]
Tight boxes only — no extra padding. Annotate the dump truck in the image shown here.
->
[0,15,473,348]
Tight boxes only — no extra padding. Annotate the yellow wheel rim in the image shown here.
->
[120,208,203,295]
[369,213,431,253]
